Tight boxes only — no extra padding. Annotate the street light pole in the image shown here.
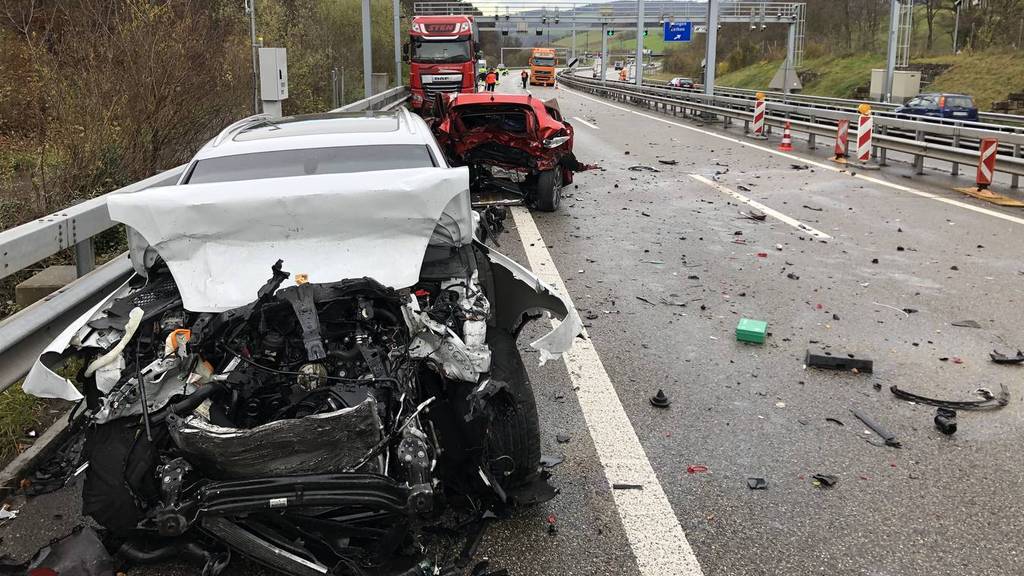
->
[952,0,961,54]
[634,0,644,86]
[245,0,259,113]
[362,0,373,98]
[393,0,401,87]
[704,0,719,97]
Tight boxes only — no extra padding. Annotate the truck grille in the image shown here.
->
[423,80,462,97]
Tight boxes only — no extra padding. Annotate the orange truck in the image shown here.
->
[529,48,557,86]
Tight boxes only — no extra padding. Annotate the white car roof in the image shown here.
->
[192,108,437,161]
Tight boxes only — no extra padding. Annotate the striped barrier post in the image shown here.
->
[976,138,998,190]
[856,104,879,170]
[748,92,767,140]
[833,119,849,161]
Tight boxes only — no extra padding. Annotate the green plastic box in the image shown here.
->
[736,318,768,344]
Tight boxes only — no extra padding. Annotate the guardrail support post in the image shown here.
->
[1013,143,1021,189]
[808,116,816,148]
[914,130,925,175]
[74,238,96,278]
[951,133,961,176]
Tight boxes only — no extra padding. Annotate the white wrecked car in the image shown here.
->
[24,110,581,576]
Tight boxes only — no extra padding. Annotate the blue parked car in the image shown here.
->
[894,93,978,121]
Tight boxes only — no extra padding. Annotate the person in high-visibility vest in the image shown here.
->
[485,68,497,92]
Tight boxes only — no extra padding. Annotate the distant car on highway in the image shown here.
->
[613,60,624,70]
[666,77,695,89]
[894,93,978,121]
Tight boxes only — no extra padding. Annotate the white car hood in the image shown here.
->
[107,167,471,312]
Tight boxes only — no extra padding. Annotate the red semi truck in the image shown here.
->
[408,15,479,112]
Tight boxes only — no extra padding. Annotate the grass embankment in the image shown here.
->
[711,50,1024,111]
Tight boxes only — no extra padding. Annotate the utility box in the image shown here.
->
[870,69,921,103]
[259,47,288,117]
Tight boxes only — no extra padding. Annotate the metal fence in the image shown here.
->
[0,87,409,396]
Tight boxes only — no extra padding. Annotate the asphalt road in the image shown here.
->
[4,72,1024,575]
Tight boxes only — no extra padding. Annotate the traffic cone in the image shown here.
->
[778,121,793,152]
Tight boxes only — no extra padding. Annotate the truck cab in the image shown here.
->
[529,48,557,87]
[408,15,478,112]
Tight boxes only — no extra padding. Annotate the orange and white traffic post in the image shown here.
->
[976,138,998,190]
[778,121,793,151]
[748,92,768,140]
[953,138,1024,206]
[832,119,850,163]
[856,104,879,170]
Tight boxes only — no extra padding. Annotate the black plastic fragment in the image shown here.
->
[934,408,957,435]
[890,383,1009,410]
[811,473,838,487]
[650,389,671,408]
[746,477,768,490]
[805,351,873,373]
[851,408,901,448]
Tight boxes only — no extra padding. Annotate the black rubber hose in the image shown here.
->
[151,382,226,424]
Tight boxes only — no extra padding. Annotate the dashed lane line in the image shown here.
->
[563,87,1024,227]
[571,116,601,130]
[689,174,832,240]
[510,206,705,576]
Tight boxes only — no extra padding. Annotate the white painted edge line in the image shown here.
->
[564,87,1024,227]
[571,115,601,130]
[510,206,704,576]
[689,174,832,240]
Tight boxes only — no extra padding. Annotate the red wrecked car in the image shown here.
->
[431,92,595,212]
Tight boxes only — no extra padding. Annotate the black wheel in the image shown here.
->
[533,168,562,212]
[485,328,542,486]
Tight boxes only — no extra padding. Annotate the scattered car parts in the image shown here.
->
[851,408,902,448]
[889,384,1009,410]
[990,349,1024,364]
[805,351,874,373]
[934,408,958,435]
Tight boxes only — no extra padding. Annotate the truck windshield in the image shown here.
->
[533,57,555,67]
[412,39,471,63]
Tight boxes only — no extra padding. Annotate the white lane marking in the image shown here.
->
[564,88,1024,227]
[689,174,832,239]
[572,115,601,130]
[510,206,705,576]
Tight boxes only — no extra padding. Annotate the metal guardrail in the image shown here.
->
[563,73,1024,181]
[649,81,1024,131]
[0,87,409,396]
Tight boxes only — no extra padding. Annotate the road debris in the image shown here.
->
[990,350,1024,365]
[934,408,958,435]
[786,273,800,280]
[628,165,660,172]
[686,465,709,474]
[741,209,767,221]
[872,302,910,317]
[0,504,18,522]
[950,320,982,328]
[825,417,845,426]
[811,473,838,488]
[657,159,678,165]
[650,389,672,408]
[805,351,874,373]
[736,318,768,344]
[791,164,810,170]
[851,408,902,448]
[746,477,768,490]
[17,526,114,576]
[636,296,657,306]
[612,483,645,490]
[890,383,1009,410]
[556,433,571,444]
[802,204,823,211]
